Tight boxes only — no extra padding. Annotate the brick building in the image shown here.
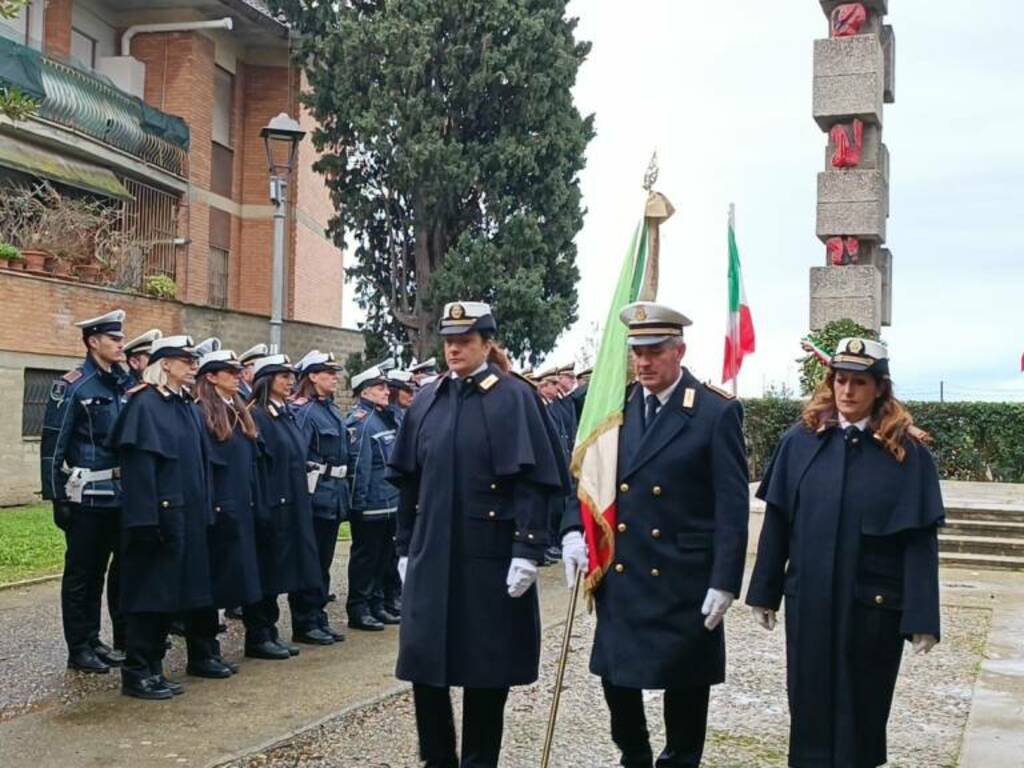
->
[0,0,362,504]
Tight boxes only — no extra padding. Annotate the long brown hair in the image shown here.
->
[196,375,258,442]
[294,375,320,402]
[802,370,927,462]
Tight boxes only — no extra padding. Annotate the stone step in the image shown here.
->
[939,550,1024,572]
[939,534,1024,557]
[943,504,1024,524]
[943,518,1024,538]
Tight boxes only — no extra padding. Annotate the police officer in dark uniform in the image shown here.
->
[382,369,415,614]
[40,309,132,673]
[288,350,349,644]
[746,338,942,768]
[345,364,401,630]
[408,357,439,387]
[581,302,750,768]
[122,329,162,385]
[109,335,214,700]
[237,343,268,401]
[536,367,579,565]
[388,301,570,768]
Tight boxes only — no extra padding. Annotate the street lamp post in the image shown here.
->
[260,112,306,354]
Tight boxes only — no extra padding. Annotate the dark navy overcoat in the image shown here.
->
[387,365,570,688]
[250,402,322,597]
[199,406,264,608]
[292,396,349,521]
[746,421,943,768]
[590,369,750,690]
[109,384,213,614]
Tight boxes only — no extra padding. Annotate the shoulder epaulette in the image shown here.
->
[62,368,83,384]
[704,381,736,400]
[478,373,500,392]
[510,371,537,390]
[155,385,173,400]
[126,382,149,395]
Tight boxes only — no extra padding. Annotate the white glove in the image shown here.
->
[912,634,938,655]
[398,556,408,585]
[506,557,538,598]
[701,588,735,631]
[561,531,588,589]
[750,605,777,631]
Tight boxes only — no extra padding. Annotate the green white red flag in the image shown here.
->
[722,205,755,385]
[571,220,649,596]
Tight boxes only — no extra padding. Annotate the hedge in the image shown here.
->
[742,399,1024,483]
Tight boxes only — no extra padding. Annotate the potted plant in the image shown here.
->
[143,274,178,300]
[21,245,48,272]
[74,262,102,282]
[0,242,22,269]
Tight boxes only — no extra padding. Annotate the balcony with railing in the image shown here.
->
[0,35,190,177]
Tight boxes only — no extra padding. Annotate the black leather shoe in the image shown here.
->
[122,675,173,700]
[159,676,185,695]
[371,609,401,626]
[91,640,126,666]
[383,602,402,617]
[348,614,386,632]
[292,628,335,645]
[186,657,233,679]
[274,641,300,657]
[68,647,110,674]
[245,641,291,660]
[321,624,347,641]
[224,606,243,620]
[215,656,240,674]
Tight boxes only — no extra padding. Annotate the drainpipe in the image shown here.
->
[121,18,234,56]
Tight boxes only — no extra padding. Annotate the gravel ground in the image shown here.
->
[231,601,987,768]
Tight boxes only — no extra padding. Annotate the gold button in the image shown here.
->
[617,522,627,533]
[490,483,497,491]
[280,497,286,504]
[651,528,661,539]
[161,500,169,508]
[614,563,624,573]
[215,506,221,513]
[527,533,534,540]
[619,483,629,493]
[488,510,496,518]
[650,568,660,577]
[874,594,884,605]
[652,485,662,496]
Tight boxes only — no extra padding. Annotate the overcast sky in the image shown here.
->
[344,1,1023,401]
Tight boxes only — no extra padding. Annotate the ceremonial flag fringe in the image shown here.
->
[571,221,649,598]
[721,206,755,385]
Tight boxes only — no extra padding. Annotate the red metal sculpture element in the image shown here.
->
[831,3,867,37]
[827,237,860,266]
[830,119,864,168]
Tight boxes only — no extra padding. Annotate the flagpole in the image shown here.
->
[639,151,675,302]
[729,203,738,397]
[540,571,583,768]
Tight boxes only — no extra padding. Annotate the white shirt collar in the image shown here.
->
[642,369,683,407]
[449,361,489,380]
[838,413,870,431]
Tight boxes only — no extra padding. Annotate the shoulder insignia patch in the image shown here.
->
[478,373,499,392]
[704,382,736,400]
[510,371,537,390]
[62,369,83,384]
[682,387,696,410]
[50,379,68,404]
[126,383,149,396]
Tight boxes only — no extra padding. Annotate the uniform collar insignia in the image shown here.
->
[682,387,696,410]
[268,403,279,418]
[156,385,172,400]
[478,372,499,392]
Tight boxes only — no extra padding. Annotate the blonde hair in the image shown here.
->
[141,361,168,387]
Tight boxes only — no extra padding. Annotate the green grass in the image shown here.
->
[339,521,351,542]
[0,503,65,585]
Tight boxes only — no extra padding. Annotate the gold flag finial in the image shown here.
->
[642,150,659,191]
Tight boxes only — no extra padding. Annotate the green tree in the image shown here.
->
[799,318,879,395]
[0,1,39,121]
[268,0,594,362]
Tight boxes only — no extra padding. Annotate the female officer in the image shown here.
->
[245,355,322,660]
[288,350,349,643]
[191,348,263,676]
[746,338,943,768]
[388,301,570,768]
[109,336,212,700]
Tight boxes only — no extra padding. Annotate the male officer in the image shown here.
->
[41,309,133,672]
[567,301,749,768]
[536,367,577,565]
[122,329,162,384]
[238,343,268,400]
[408,357,439,386]
[346,364,402,629]
[387,369,416,417]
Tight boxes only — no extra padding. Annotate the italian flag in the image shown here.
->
[571,220,649,596]
[722,205,755,385]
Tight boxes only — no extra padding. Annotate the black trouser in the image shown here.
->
[122,612,171,684]
[347,516,392,616]
[288,515,338,632]
[61,504,123,652]
[381,515,402,610]
[602,680,711,768]
[413,684,510,768]
[243,595,281,646]
[183,607,221,664]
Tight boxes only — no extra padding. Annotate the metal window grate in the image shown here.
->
[120,178,180,287]
[23,368,65,438]
[208,246,229,308]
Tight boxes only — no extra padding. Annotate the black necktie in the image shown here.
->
[844,425,862,447]
[644,394,660,432]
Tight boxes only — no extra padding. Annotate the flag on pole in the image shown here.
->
[722,204,755,386]
[571,220,649,596]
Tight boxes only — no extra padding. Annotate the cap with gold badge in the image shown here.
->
[239,343,269,366]
[74,309,126,339]
[148,335,197,364]
[197,349,243,376]
[438,301,497,337]
[252,354,294,380]
[619,301,692,347]
[123,329,162,358]
[295,350,343,377]
[830,337,889,377]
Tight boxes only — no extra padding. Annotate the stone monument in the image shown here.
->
[809,1,895,333]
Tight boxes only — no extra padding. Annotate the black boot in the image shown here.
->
[245,640,291,660]
[187,657,233,678]
[292,627,335,645]
[92,639,126,666]
[348,611,385,631]
[371,607,401,626]
[122,673,173,700]
[68,646,110,673]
